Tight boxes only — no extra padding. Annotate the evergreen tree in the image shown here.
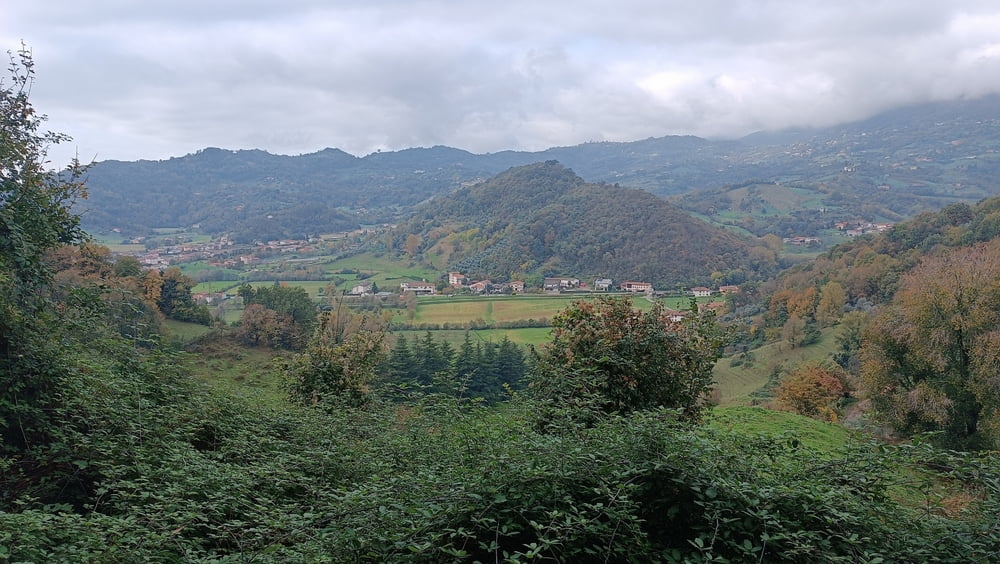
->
[473,342,501,400]
[496,336,526,391]
[451,332,480,386]
[386,335,413,382]
[417,331,444,386]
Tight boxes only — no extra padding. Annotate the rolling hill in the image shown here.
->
[392,161,776,288]
[75,95,1000,244]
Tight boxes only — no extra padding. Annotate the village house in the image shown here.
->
[543,277,581,292]
[664,308,687,323]
[620,281,653,293]
[594,278,613,292]
[691,287,712,297]
[448,272,467,286]
[348,283,372,296]
[468,280,491,294]
[699,301,728,315]
[782,236,821,246]
[719,285,740,295]
[399,281,436,295]
[140,253,169,268]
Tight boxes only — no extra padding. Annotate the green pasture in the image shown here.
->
[713,325,844,406]
[162,319,214,342]
[180,339,289,406]
[192,281,242,294]
[410,294,660,325]
[88,232,145,254]
[392,327,553,347]
[323,252,439,287]
[705,406,852,454]
[107,243,146,254]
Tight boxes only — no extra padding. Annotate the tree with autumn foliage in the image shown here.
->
[861,240,1000,449]
[529,296,730,426]
[774,362,851,422]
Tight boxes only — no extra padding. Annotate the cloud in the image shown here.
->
[4,1,1000,166]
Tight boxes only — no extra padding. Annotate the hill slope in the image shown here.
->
[76,95,1000,242]
[395,161,774,287]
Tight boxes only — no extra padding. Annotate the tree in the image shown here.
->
[832,310,869,375]
[385,334,414,383]
[239,283,316,333]
[774,362,850,421]
[156,267,210,324]
[496,335,526,391]
[816,280,847,327]
[404,233,421,256]
[286,310,388,408]
[529,296,729,423]
[781,314,807,348]
[1,46,88,452]
[235,303,300,348]
[861,241,1000,449]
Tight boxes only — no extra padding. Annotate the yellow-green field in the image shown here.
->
[410,294,675,325]
[411,295,582,324]
[392,327,553,347]
[323,252,439,290]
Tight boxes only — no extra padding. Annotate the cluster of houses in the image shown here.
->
[835,220,894,237]
[780,220,895,248]
[374,271,743,299]
[131,227,388,272]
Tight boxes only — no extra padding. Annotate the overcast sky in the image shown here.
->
[4,1,1000,166]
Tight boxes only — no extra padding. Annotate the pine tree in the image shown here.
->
[386,335,413,383]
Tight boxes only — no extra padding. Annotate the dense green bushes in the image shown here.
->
[6,383,999,562]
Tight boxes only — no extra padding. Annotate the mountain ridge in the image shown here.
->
[76,94,1000,243]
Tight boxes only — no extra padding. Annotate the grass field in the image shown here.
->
[191,281,243,294]
[180,338,290,406]
[713,325,844,406]
[323,252,439,291]
[412,295,582,324]
[411,294,686,325]
[706,406,853,453]
[392,327,553,347]
[162,318,214,342]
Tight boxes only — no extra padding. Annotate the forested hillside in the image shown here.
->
[391,161,778,287]
[76,95,1000,244]
[758,198,1000,449]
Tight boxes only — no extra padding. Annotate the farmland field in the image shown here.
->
[392,327,553,347]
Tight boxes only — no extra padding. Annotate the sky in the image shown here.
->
[4,1,1000,166]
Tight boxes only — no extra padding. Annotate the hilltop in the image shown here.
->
[392,161,773,287]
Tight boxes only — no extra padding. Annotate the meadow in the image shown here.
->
[712,325,844,406]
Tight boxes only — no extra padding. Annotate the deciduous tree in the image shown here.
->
[861,240,1000,449]
[775,362,850,421]
[286,310,388,408]
[1,46,88,452]
[530,296,729,423]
